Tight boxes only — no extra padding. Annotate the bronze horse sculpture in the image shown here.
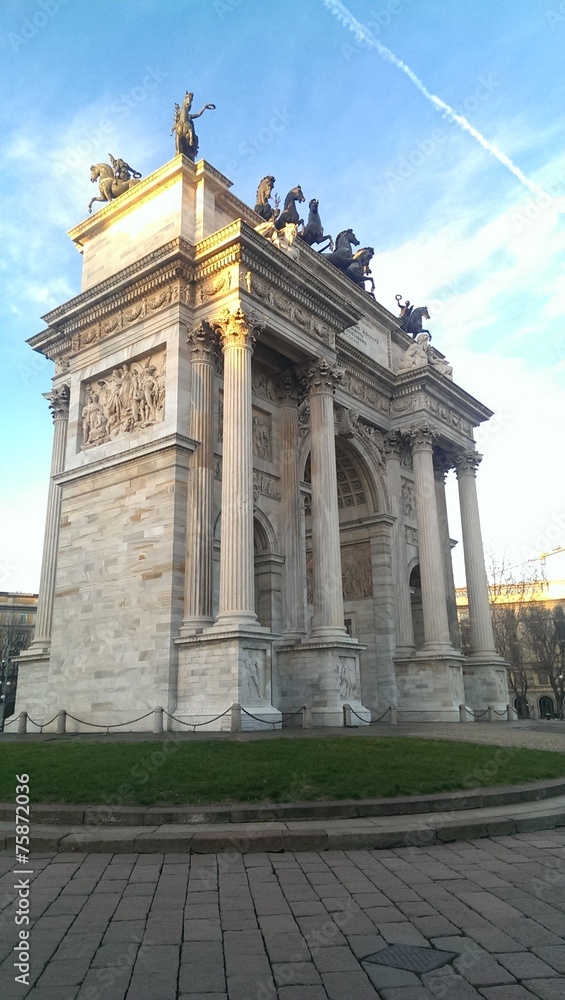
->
[88,157,141,213]
[396,296,431,337]
[346,247,375,295]
[254,175,278,221]
[171,91,215,161]
[299,198,333,251]
[275,185,305,230]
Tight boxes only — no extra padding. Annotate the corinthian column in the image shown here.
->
[31,384,70,649]
[304,359,346,638]
[433,451,460,649]
[454,451,497,657]
[409,424,452,651]
[181,322,217,632]
[275,370,307,637]
[214,307,263,630]
[385,432,415,654]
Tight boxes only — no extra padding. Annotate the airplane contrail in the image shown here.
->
[322,0,556,207]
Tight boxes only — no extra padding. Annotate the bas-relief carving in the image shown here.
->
[198,270,232,304]
[252,364,276,401]
[341,543,373,600]
[80,351,166,450]
[405,525,418,546]
[213,457,280,500]
[341,371,390,415]
[252,409,272,461]
[401,479,416,519]
[245,271,334,346]
[338,658,358,701]
[70,284,180,354]
[241,652,267,704]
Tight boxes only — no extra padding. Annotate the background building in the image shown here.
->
[0,592,37,729]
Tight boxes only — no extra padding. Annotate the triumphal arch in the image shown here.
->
[17,139,508,730]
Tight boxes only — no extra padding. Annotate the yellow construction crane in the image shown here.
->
[527,545,565,576]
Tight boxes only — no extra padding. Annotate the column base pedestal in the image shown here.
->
[174,628,280,731]
[275,636,369,727]
[394,653,465,722]
[462,656,509,714]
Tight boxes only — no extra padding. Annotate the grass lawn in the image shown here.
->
[0,737,564,806]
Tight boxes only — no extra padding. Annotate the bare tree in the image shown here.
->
[521,604,565,718]
[0,612,33,729]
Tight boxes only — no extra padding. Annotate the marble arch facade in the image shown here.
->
[17,154,508,730]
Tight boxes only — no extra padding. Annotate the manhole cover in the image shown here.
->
[363,944,457,973]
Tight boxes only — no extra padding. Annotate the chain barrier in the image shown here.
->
[162,707,232,731]
[64,710,154,733]
[1,716,19,729]
[240,707,281,728]
[494,709,508,717]
[464,707,490,720]
[348,705,391,724]
[26,714,59,733]
[279,706,306,721]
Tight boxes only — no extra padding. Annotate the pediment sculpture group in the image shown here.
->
[85,90,451,369]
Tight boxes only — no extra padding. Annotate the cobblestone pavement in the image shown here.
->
[1,832,565,999]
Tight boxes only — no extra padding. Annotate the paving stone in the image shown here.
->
[520,981,565,999]
[179,940,225,993]
[182,917,222,940]
[218,909,258,929]
[478,988,545,999]
[91,941,140,967]
[364,963,421,988]
[312,945,360,971]
[453,953,516,987]
[273,961,322,985]
[25,989,79,1000]
[225,974,276,999]
[411,915,462,937]
[102,919,146,944]
[422,968,482,998]
[379,988,435,999]
[277,988,328,1000]
[35,957,93,987]
[54,932,104,961]
[222,929,265,955]
[177,995,227,1000]
[322,969,381,998]
[532,945,565,973]
[348,933,387,958]
[496,951,559,978]
[464,924,524,953]
[257,912,299,933]
[379,922,430,946]
[502,918,564,947]
[263,930,310,962]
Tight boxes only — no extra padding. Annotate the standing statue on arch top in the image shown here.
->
[396,294,431,339]
[171,91,216,161]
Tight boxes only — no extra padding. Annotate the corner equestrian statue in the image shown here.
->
[396,294,431,338]
[88,155,142,213]
[172,91,216,161]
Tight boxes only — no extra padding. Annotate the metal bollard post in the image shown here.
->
[56,710,67,735]
[343,703,352,727]
[459,704,468,723]
[231,703,242,733]
[302,706,312,729]
[389,706,398,726]
[487,706,494,723]
[506,703,512,722]
[153,706,164,734]
[18,712,28,735]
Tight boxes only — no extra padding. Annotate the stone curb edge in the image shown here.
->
[1,776,565,827]
[1,809,565,854]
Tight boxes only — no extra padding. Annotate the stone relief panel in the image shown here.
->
[244,271,334,345]
[241,651,268,704]
[252,408,272,462]
[80,349,166,450]
[337,657,359,701]
[401,479,416,519]
[341,543,373,600]
[405,525,418,546]
[252,363,276,401]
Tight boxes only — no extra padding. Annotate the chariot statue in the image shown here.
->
[88,154,142,213]
[171,91,216,161]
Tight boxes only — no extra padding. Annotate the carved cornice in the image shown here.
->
[214,306,264,352]
[54,433,197,485]
[45,384,70,422]
[408,422,438,453]
[243,260,338,347]
[454,450,483,477]
[187,321,219,364]
[301,358,344,396]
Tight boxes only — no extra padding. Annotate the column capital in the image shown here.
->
[454,450,483,478]
[274,368,302,407]
[301,358,344,396]
[408,422,438,453]
[187,321,219,364]
[433,449,455,481]
[44,384,70,422]
[214,306,264,352]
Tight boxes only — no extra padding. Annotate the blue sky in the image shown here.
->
[1,0,565,591]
